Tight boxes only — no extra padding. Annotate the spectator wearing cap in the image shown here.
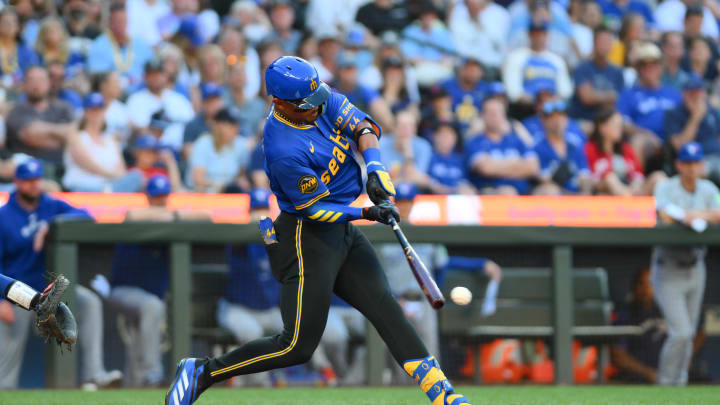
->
[532,100,592,195]
[220,188,283,387]
[357,31,420,97]
[0,7,39,89]
[502,18,573,107]
[165,15,209,102]
[223,62,267,138]
[441,57,488,133]
[87,2,153,88]
[6,66,76,167]
[183,82,226,159]
[187,108,251,192]
[448,0,510,70]
[109,174,210,387]
[598,0,656,33]
[0,158,124,390]
[332,51,395,132]
[95,71,132,146]
[465,97,539,195]
[653,141,720,386]
[145,109,183,152]
[400,2,457,86]
[508,0,577,66]
[130,134,182,191]
[521,86,584,146]
[569,25,625,123]
[660,32,691,92]
[655,0,719,40]
[355,0,410,35]
[508,0,574,43]
[263,0,302,55]
[379,55,420,116]
[586,108,664,196]
[664,73,720,180]
[63,93,143,193]
[126,58,195,132]
[617,42,682,164]
[427,122,475,194]
[379,110,433,186]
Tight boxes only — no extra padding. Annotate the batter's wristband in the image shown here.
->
[362,147,384,172]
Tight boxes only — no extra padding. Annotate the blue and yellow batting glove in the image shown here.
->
[363,147,396,205]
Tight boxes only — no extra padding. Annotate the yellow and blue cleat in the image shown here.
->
[403,356,471,405]
[165,358,207,405]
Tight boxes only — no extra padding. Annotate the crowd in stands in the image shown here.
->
[1,0,719,198]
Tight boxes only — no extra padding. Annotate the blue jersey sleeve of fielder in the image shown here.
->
[269,157,362,223]
[325,92,382,142]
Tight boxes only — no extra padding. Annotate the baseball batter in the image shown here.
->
[653,142,720,386]
[166,57,470,405]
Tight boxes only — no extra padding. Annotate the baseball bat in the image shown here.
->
[388,217,445,310]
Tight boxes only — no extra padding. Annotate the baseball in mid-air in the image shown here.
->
[450,286,472,306]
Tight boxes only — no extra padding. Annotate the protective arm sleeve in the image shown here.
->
[301,201,363,224]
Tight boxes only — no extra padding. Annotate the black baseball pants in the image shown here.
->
[206,211,428,382]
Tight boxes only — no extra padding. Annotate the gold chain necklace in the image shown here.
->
[107,30,133,73]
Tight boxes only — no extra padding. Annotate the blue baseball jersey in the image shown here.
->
[522,56,558,97]
[428,152,467,188]
[110,245,169,298]
[617,85,681,137]
[464,133,537,194]
[534,137,590,192]
[0,193,89,291]
[225,244,280,310]
[521,115,586,146]
[263,92,380,218]
[441,78,488,126]
[598,0,655,30]
[569,60,625,120]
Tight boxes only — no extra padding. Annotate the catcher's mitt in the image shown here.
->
[35,275,77,351]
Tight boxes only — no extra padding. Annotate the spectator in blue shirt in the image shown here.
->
[569,25,625,122]
[664,73,720,180]
[441,57,488,133]
[533,100,592,195]
[427,122,474,194]
[617,42,682,165]
[380,110,434,186]
[182,82,226,159]
[522,85,585,146]
[465,97,539,194]
[87,2,153,89]
[220,188,283,387]
[400,3,456,85]
[109,174,210,386]
[332,51,395,132]
[599,0,655,32]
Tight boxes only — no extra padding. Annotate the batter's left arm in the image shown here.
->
[355,120,397,205]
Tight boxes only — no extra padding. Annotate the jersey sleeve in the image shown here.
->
[269,157,331,211]
[324,92,382,140]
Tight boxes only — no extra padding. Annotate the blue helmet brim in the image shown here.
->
[295,82,331,109]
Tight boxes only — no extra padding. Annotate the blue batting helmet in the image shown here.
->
[265,56,331,110]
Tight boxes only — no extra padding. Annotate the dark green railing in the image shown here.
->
[45,221,720,387]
